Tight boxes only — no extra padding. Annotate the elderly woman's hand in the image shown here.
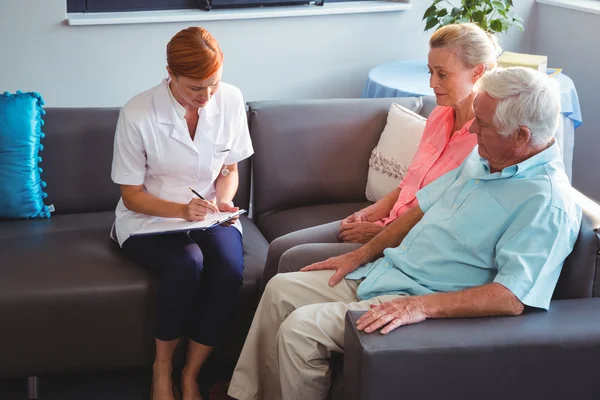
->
[338,221,383,243]
[341,210,370,226]
[356,296,427,334]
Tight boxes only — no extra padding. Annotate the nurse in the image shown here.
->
[111,27,253,400]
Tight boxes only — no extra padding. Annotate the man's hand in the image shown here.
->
[339,221,383,243]
[356,296,427,334]
[217,201,239,227]
[300,251,364,287]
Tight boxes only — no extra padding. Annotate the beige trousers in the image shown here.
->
[228,270,398,400]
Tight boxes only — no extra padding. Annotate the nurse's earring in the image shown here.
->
[221,166,230,177]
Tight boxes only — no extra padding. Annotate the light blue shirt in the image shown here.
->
[347,142,582,310]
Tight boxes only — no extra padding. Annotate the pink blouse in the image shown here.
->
[376,106,478,227]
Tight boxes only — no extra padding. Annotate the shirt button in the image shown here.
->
[400,245,406,250]
[453,204,458,209]
[475,179,480,184]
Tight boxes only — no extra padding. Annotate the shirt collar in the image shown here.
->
[166,79,187,120]
[164,77,220,121]
[457,118,474,135]
[478,139,560,178]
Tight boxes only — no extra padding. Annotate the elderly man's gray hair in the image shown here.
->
[476,67,561,146]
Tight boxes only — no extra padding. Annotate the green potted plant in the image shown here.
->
[423,0,524,34]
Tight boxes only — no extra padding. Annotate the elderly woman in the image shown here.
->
[260,22,502,290]
[111,27,253,400]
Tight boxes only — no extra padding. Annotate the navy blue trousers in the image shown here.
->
[122,225,244,347]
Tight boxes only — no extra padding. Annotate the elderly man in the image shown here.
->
[228,67,582,400]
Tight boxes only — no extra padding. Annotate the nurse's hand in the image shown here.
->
[217,202,240,227]
[339,222,383,243]
[182,198,220,221]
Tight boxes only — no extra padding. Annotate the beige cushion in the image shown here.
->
[366,103,427,202]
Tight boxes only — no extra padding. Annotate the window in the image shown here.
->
[66,0,409,25]
[66,0,366,13]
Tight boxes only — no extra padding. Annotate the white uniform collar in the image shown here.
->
[166,80,187,121]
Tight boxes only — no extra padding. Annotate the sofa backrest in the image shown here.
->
[43,108,121,214]
[247,96,600,301]
[421,96,437,119]
[42,108,251,214]
[248,97,428,222]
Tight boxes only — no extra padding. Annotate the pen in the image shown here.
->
[188,187,207,201]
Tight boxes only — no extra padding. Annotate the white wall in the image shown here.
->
[0,0,533,108]
[533,3,600,201]
[14,1,599,198]
[499,0,537,55]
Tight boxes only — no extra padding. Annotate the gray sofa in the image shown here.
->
[1,96,599,400]
[0,108,268,387]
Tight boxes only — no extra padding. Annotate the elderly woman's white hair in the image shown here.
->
[475,67,561,147]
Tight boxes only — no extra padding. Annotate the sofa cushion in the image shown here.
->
[0,211,114,241]
[257,202,372,243]
[0,91,50,219]
[0,213,267,376]
[366,103,427,202]
[0,212,153,376]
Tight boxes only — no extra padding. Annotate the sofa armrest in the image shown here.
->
[555,189,600,299]
[344,298,600,400]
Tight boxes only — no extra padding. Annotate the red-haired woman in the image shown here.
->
[111,27,253,400]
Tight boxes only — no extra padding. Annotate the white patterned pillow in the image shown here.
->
[366,103,427,202]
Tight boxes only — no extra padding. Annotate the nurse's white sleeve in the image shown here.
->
[225,90,254,165]
[111,109,147,186]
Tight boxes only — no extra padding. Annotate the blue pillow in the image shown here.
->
[0,91,50,219]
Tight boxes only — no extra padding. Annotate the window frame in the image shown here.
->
[65,0,368,13]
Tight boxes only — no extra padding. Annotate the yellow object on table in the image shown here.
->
[497,51,548,72]
[547,68,563,77]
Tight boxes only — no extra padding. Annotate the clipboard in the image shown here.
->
[131,209,247,237]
